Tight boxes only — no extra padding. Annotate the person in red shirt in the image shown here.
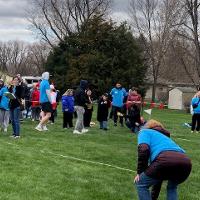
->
[126,87,142,110]
[125,87,142,132]
[31,83,41,121]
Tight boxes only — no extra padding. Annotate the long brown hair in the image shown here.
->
[145,119,164,129]
[63,89,73,96]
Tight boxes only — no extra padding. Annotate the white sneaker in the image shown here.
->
[35,125,43,132]
[42,126,48,131]
[73,130,82,134]
[3,128,7,132]
[14,136,20,139]
[81,128,88,133]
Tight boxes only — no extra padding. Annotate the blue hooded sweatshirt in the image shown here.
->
[62,95,74,113]
[191,97,200,114]
[0,86,10,111]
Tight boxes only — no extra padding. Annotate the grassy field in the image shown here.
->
[0,106,199,200]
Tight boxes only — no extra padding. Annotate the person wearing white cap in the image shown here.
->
[35,72,52,131]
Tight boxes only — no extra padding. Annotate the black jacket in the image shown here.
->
[9,85,23,109]
[97,97,110,122]
[126,105,141,126]
[74,80,89,107]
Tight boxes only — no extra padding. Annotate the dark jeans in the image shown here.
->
[99,121,108,129]
[10,107,20,136]
[63,111,73,128]
[191,113,200,131]
[25,106,31,118]
[31,106,41,121]
[112,106,123,125]
[49,109,56,123]
[84,109,92,127]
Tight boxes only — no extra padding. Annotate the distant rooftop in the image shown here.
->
[171,87,197,93]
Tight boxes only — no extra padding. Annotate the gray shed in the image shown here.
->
[168,87,197,110]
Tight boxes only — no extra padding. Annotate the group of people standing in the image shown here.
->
[0,75,144,137]
[61,81,143,134]
[109,83,143,132]
[63,80,93,134]
[0,75,29,138]
[0,72,59,138]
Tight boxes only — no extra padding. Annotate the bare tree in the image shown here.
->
[8,41,28,74]
[26,42,50,74]
[0,42,12,72]
[0,41,49,76]
[173,0,200,87]
[0,41,27,75]
[28,0,111,47]
[129,0,182,101]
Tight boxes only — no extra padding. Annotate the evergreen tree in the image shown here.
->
[46,16,146,95]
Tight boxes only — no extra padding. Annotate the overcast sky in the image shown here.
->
[0,0,130,42]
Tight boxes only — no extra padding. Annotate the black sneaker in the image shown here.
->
[103,128,108,131]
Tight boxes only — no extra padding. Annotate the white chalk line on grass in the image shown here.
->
[3,142,136,173]
[42,150,136,173]
[176,138,191,142]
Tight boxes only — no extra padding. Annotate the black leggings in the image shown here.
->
[63,111,73,128]
[191,113,200,131]
[112,106,123,125]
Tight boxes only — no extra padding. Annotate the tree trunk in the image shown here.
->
[151,79,157,102]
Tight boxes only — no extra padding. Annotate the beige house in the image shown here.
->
[145,77,197,105]
[145,82,169,102]
[168,87,197,110]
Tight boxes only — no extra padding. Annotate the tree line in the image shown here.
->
[0,41,49,76]
[1,0,200,101]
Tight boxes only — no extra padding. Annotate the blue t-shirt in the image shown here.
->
[0,86,10,110]
[110,87,127,107]
[138,129,185,162]
[40,80,50,103]
[191,97,200,114]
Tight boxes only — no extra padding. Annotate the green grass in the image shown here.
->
[0,106,199,199]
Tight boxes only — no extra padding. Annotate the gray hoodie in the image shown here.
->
[42,72,50,80]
